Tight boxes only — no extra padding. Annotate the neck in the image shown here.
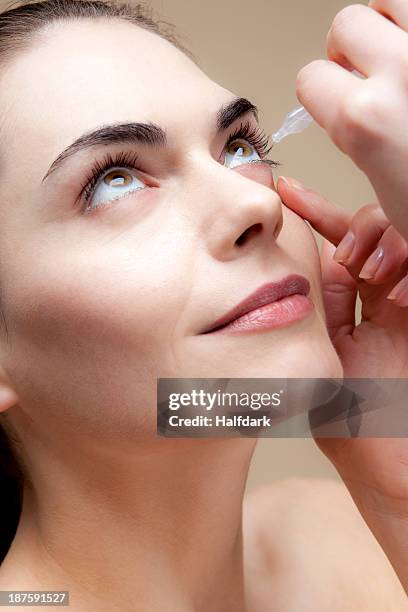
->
[2,437,256,612]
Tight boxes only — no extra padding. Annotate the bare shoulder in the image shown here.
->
[243,477,408,612]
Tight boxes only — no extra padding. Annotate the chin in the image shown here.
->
[289,346,344,379]
[280,328,344,379]
[258,315,344,379]
[253,345,343,379]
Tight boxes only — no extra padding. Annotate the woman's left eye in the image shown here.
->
[224,139,261,169]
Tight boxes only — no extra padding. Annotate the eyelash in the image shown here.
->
[78,122,280,210]
[80,149,140,206]
[226,121,274,160]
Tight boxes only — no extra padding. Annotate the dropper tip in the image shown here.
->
[271,132,283,145]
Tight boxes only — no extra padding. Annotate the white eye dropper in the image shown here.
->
[271,105,314,144]
[271,70,363,145]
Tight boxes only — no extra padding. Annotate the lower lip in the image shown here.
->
[207,294,314,335]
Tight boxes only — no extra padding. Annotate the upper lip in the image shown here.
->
[200,273,311,334]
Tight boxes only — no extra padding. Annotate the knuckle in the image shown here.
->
[333,89,388,153]
[340,90,372,130]
[328,4,366,43]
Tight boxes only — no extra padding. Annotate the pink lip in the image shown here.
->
[200,274,313,335]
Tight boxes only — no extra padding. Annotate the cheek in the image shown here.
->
[2,235,196,440]
[10,251,190,357]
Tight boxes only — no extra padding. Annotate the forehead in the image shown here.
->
[0,19,232,155]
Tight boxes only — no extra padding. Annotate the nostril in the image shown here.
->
[235,223,262,246]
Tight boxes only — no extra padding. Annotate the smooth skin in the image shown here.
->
[278,0,408,598]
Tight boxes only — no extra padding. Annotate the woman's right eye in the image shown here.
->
[223,139,262,169]
[84,167,147,214]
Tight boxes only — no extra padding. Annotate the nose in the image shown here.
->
[200,162,284,261]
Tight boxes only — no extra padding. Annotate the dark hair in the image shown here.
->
[0,419,23,563]
[0,0,193,565]
[0,0,196,66]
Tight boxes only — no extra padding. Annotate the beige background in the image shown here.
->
[147,0,376,490]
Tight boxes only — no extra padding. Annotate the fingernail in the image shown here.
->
[278,176,306,191]
[359,246,385,280]
[333,231,356,264]
[387,275,408,305]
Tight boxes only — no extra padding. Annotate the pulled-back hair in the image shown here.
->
[0,0,196,66]
[0,0,193,565]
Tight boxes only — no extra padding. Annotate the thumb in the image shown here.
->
[320,237,358,343]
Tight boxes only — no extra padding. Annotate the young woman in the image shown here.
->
[0,0,406,609]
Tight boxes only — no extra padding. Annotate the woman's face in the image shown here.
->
[0,19,342,444]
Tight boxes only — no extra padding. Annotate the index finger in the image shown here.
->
[369,0,408,31]
[277,176,352,246]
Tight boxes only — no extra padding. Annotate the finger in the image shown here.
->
[333,203,391,279]
[327,4,408,75]
[277,176,351,246]
[296,59,360,139]
[369,0,408,31]
[359,225,408,284]
[387,274,408,306]
[320,238,357,342]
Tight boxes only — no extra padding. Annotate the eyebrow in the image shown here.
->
[41,97,258,183]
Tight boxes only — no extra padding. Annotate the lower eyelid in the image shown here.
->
[84,185,145,214]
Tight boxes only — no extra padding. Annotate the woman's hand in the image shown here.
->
[278,178,408,378]
[277,176,408,595]
[279,0,408,594]
[295,0,408,242]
